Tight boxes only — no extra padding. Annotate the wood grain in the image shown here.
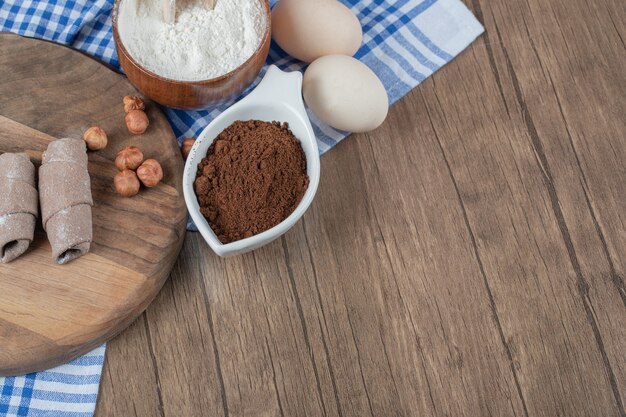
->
[0,34,187,376]
[95,0,625,415]
[112,0,272,110]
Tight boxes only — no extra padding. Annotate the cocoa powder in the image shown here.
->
[194,120,309,243]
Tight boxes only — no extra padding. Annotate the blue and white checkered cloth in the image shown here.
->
[0,346,105,416]
[1,0,482,415]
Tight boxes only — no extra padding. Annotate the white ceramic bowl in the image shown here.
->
[183,65,321,257]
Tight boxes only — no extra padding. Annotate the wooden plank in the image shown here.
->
[463,0,626,411]
[142,237,228,417]
[418,62,621,416]
[95,315,164,417]
[282,130,527,417]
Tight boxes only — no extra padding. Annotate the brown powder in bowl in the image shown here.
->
[194,120,309,244]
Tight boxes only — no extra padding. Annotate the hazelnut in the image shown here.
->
[137,159,163,187]
[181,138,195,160]
[83,126,108,151]
[123,95,145,113]
[114,169,140,197]
[115,146,144,171]
[125,109,149,134]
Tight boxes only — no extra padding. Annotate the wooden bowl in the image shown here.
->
[112,0,271,110]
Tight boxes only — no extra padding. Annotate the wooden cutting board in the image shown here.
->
[0,34,187,376]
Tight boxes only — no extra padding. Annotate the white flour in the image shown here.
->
[117,0,266,81]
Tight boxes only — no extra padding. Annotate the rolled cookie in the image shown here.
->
[39,138,93,264]
[0,153,38,263]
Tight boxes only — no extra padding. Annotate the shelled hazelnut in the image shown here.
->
[123,95,145,113]
[83,126,108,151]
[114,169,141,197]
[181,138,195,160]
[137,159,163,187]
[115,146,144,171]
[125,109,149,134]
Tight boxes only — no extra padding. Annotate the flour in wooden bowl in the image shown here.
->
[117,0,266,81]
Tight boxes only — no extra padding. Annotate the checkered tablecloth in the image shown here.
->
[0,346,105,416]
[1,0,482,415]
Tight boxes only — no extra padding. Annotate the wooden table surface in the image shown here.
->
[95,0,626,416]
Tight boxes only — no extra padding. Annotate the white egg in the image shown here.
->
[303,55,389,133]
[272,0,363,63]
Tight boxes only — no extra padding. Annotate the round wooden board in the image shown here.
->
[0,34,187,376]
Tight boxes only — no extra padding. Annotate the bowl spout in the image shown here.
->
[246,65,305,109]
